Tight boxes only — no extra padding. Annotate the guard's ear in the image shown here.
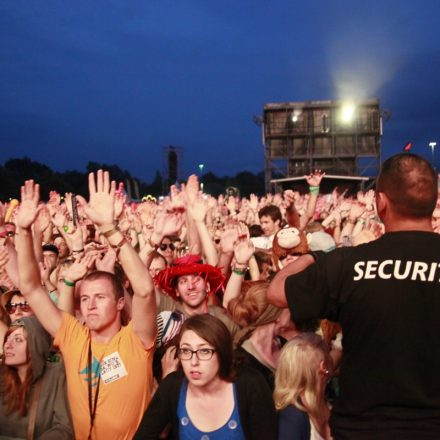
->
[375,191,388,217]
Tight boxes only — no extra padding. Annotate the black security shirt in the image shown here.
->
[285,231,440,439]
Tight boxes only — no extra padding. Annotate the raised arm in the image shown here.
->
[223,224,254,308]
[266,254,315,308]
[77,170,156,348]
[15,180,63,337]
[187,194,218,266]
[299,170,325,230]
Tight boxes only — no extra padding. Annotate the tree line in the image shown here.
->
[0,157,265,201]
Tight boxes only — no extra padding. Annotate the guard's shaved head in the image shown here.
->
[376,153,437,218]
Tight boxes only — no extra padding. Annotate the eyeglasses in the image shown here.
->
[160,243,175,251]
[177,348,216,361]
[5,302,31,314]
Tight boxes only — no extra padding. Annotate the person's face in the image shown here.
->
[260,215,280,237]
[176,274,208,309]
[179,330,219,388]
[3,327,28,367]
[43,250,58,270]
[149,256,166,278]
[6,294,34,322]
[79,278,123,332]
[158,238,176,264]
[259,262,271,280]
[54,237,69,259]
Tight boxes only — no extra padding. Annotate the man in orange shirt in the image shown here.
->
[15,171,157,440]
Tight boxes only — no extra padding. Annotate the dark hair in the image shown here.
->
[151,251,167,266]
[249,224,264,238]
[80,271,124,300]
[42,244,59,255]
[258,205,282,223]
[176,314,234,381]
[376,153,437,218]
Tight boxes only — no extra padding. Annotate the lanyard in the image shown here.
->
[87,338,101,440]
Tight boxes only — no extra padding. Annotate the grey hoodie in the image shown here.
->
[0,316,73,439]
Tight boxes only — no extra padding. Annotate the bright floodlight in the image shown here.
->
[340,103,355,123]
[292,114,298,122]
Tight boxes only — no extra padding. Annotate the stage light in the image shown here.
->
[291,109,302,123]
[340,102,355,123]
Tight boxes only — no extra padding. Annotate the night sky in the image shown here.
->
[1,0,439,183]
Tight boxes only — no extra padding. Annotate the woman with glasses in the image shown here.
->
[134,314,277,439]
[1,289,34,323]
[158,236,178,264]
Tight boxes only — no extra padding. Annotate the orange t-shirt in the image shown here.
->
[54,312,154,440]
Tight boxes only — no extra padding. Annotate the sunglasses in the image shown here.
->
[5,302,31,314]
[160,243,175,251]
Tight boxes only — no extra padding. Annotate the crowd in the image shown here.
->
[0,152,440,440]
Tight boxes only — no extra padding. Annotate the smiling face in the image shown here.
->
[3,327,29,368]
[79,278,124,333]
[176,274,208,312]
[260,215,280,237]
[179,329,220,388]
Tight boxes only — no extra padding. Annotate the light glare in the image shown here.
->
[341,103,355,123]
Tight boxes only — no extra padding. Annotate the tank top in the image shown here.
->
[177,379,245,440]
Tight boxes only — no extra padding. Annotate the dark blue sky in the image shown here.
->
[1,0,439,182]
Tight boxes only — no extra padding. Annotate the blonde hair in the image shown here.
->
[274,333,331,421]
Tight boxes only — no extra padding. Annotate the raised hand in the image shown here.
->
[17,180,41,229]
[95,245,117,273]
[283,190,295,205]
[51,206,68,230]
[76,170,115,227]
[65,252,98,282]
[170,185,185,211]
[349,202,366,220]
[233,224,254,265]
[188,197,208,223]
[114,191,126,220]
[34,207,51,234]
[220,224,238,254]
[39,256,52,283]
[249,194,259,211]
[184,175,199,205]
[305,170,325,187]
[153,211,184,241]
